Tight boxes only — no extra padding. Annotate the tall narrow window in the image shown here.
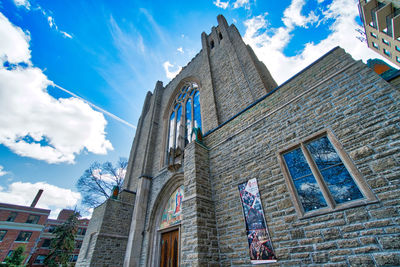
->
[193,91,202,133]
[175,105,182,149]
[168,111,175,151]
[185,98,192,145]
[166,82,201,164]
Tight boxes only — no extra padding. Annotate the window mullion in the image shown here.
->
[191,95,194,140]
[183,101,187,146]
[173,110,177,150]
[179,103,183,149]
[301,143,336,209]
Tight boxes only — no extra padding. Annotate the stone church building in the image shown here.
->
[77,15,400,266]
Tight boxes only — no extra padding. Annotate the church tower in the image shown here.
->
[77,14,277,267]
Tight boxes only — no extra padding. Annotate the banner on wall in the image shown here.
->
[238,178,277,264]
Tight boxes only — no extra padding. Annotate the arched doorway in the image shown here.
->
[158,185,184,267]
[146,174,184,267]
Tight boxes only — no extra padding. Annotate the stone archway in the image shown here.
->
[146,174,184,267]
[158,184,183,267]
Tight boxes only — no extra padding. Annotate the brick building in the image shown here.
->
[77,15,400,266]
[0,192,89,266]
[29,210,89,266]
[0,201,50,265]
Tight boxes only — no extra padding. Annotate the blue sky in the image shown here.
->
[0,0,392,218]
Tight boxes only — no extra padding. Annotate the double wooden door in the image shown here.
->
[160,229,179,267]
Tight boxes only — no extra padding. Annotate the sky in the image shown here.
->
[0,0,394,218]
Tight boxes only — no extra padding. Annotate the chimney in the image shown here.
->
[30,189,43,208]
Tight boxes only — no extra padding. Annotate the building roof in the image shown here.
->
[367,58,400,81]
[0,202,50,214]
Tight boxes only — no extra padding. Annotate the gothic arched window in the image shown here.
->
[167,83,201,166]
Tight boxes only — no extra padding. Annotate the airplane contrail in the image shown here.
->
[52,83,136,130]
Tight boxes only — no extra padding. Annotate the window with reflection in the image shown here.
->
[0,230,7,241]
[7,212,17,222]
[26,215,40,224]
[167,83,201,166]
[15,231,32,242]
[281,133,373,216]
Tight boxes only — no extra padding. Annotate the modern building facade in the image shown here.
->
[77,15,400,266]
[359,0,400,66]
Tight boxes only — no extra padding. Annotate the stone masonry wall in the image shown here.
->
[181,141,219,267]
[77,191,135,267]
[76,200,105,266]
[139,169,180,266]
[126,16,278,191]
[204,47,400,266]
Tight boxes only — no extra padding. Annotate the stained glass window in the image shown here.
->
[193,91,202,133]
[282,134,367,215]
[306,136,363,204]
[168,111,175,151]
[185,98,192,145]
[167,82,201,158]
[175,105,182,149]
[283,148,327,212]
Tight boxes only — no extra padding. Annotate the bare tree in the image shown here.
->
[76,158,127,208]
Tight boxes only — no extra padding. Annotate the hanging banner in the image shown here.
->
[238,178,277,264]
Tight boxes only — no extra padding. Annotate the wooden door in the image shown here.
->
[160,229,179,267]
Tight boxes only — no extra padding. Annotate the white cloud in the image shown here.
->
[0,181,81,218]
[163,61,182,80]
[39,7,73,39]
[60,30,72,39]
[0,12,113,163]
[233,0,250,9]
[177,47,184,53]
[109,15,146,58]
[47,15,73,38]
[13,0,30,10]
[214,0,229,9]
[0,165,7,176]
[0,13,31,64]
[243,0,389,84]
[47,16,55,28]
[282,0,319,28]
